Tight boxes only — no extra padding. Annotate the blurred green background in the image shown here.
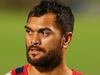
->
[0,0,100,75]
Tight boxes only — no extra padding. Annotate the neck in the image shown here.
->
[28,61,72,75]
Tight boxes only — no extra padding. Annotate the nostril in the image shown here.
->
[31,40,41,46]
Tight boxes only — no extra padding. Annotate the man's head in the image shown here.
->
[25,0,74,71]
[27,0,74,35]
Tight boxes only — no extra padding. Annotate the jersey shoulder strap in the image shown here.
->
[73,70,83,75]
[16,66,24,75]
[11,64,28,75]
[11,66,24,75]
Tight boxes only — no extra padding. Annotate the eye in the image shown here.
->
[41,30,51,37]
[26,29,32,35]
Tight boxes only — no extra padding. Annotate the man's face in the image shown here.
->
[25,13,64,70]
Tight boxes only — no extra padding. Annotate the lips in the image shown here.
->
[29,48,41,54]
[27,45,46,54]
[28,48,39,57]
[29,48,42,52]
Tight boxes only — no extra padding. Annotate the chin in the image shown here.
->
[29,53,44,60]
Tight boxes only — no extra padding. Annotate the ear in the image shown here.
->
[63,32,72,48]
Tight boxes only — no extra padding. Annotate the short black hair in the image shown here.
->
[27,0,74,35]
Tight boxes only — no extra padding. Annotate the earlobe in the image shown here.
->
[63,32,72,48]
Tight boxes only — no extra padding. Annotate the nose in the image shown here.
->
[31,33,41,46]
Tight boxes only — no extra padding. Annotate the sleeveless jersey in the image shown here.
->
[11,64,82,75]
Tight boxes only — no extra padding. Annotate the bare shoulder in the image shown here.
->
[5,71,11,75]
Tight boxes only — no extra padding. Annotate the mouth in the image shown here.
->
[29,47,44,52]
[28,47,45,57]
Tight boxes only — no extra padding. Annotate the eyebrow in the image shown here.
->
[25,25,52,32]
[25,25,33,31]
[39,28,52,32]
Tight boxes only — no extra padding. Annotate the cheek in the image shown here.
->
[26,34,31,47]
[42,36,61,49]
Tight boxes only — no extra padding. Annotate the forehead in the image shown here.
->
[27,12,60,29]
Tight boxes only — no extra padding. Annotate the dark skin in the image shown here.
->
[25,12,72,75]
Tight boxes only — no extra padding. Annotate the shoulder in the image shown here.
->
[5,64,28,75]
[4,66,24,75]
[5,71,11,75]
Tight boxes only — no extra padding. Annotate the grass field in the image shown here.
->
[0,9,100,75]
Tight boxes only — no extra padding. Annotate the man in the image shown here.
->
[5,0,82,75]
